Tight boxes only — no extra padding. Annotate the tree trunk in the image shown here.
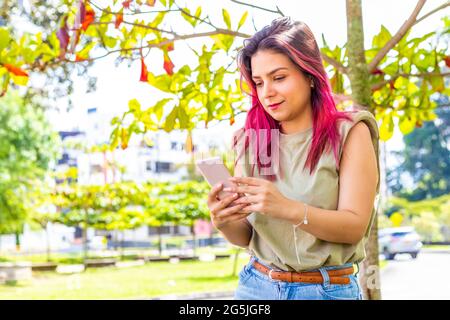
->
[46,222,52,262]
[83,211,88,262]
[157,226,163,256]
[120,230,125,259]
[191,225,197,258]
[15,231,20,252]
[346,0,382,300]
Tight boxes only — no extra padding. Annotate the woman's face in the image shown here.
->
[250,49,313,124]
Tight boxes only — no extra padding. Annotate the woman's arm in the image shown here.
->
[286,122,379,244]
[229,121,379,245]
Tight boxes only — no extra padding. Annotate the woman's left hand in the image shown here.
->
[223,176,293,220]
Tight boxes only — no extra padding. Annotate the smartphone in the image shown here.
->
[196,157,239,201]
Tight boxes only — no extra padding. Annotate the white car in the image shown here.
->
[379,227,422,260]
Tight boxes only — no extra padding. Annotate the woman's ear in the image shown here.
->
[307,74,314,88]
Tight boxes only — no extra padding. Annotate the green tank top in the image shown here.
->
[234,110,380,272]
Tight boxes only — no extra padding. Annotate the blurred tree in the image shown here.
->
[387,107,450,200]
[411,211,443,242]
[0,91,60,250]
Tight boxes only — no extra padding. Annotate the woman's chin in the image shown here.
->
[269,113,286,122]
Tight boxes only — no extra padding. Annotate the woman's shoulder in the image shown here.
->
[338,109,379,140]
[336,109,380,161]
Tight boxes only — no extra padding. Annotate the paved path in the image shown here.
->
[380,251,450,300]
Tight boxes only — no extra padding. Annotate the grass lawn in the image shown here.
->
[422,245,450,250]
[0,252,250,299]
[0,246,235,264]
[0,247,390,299]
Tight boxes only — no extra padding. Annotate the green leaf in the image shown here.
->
[194,6,202,19]
[399,114,415,135]
[321,33,329,48]
[0,28,11,52]
[150,12,166,28]
[128,99,141,113]
[394,76,407,89]
[164,107,178,132]
[379,113,394,141]
[147,72,172,92]
[429,75,444,92]
[181,8,196,27]
[152,98,170,121]
[104,36,117,48]
[211,34,234,52]
[177,105,189,129]
[76,41,96,60]
[372,25,392,49]
[237,11,248,31]
[222,9,231,29]
[109,127,120,150]
[178,65,192,76]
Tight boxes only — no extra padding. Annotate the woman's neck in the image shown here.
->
[279,106,313,134]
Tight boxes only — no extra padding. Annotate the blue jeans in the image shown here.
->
[234,256,363,300]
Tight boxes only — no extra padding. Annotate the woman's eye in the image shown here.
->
[274,76,285,81]
[255,82,263,87]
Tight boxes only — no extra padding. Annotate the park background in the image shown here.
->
[0,0,449,299]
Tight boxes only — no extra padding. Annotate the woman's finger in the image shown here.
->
[207,183,223,205]
[224,211,251,223]
[229,176,263,186]
[238,204,260,214]
[233,194,259,205]
[215,203,248,219]
[210,193,240,214]
[223,185,260,195]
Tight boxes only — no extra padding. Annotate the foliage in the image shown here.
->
[1,1,448,150]
[385,194,450,240]
[411,211,444,242]
[0,91,60,234]
[40,180,210,231]
[387,107,450,201]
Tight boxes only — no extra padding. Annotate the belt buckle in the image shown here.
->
[268,269,274,280]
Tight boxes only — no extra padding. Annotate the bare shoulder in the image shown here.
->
[343,121,373,154]
[349,121,371,139]
[340,120,378,181]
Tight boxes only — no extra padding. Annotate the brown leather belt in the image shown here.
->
[252,260,354,285]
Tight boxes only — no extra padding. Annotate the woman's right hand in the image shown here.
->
[207,183,250,230]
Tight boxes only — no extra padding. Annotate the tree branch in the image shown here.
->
[230,0,284,16]
[367,0,426,73]
[321,53,348,74]
[371,71,450,91]
[173,1,218,29]
[88,0,182,16]
[76,29,251,62]
[413,1,450,26]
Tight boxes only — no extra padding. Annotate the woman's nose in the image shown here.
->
[261,82,276,99]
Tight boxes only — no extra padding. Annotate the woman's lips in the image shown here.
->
[268,101,283,110]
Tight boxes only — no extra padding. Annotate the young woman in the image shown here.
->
[206,17,379,300]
